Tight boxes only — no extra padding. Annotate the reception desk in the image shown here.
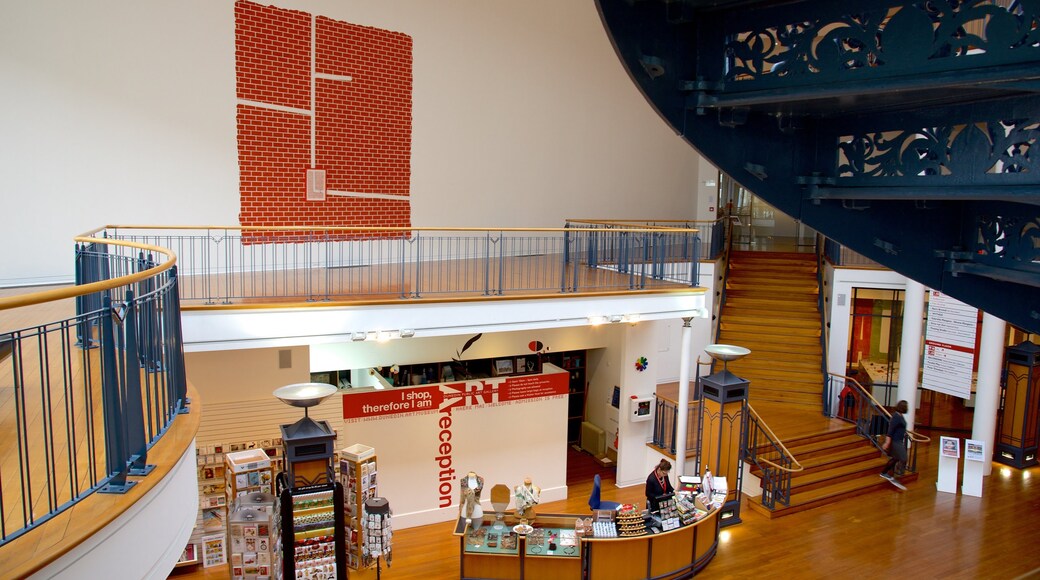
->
[454,510,719,580]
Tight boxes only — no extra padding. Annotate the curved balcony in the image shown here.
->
[0,236,199,576]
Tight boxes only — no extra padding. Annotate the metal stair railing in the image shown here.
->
[828,373,931,474]
[743,404,804,510]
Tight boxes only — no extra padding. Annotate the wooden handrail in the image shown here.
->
[747,403,805,473]
[0,237,176,312]
[101,223,701,233]
[831,373,931,443]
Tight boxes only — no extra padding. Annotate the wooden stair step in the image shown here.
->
[791,457,888,489]
[795,446,884,472]
[727,358,821,373]
[721,314,821,329]
[718,330,821,346]
[751,456,888,492]
[724,290,819,304]
[722,307,821,321]
[724,296,819,310]
[714,351,821,366]
[746,376,824,390]
[715,340,822,358]
[782,434,868,457]
[729,259,817,269]
[750,446,880,479]
[748,390,821,405]
[720,322,821,338]
[744,373,823,386]
[730,252,816,263]
[726,366,821,383]
[719,322,815,336]
[775,426,858,447]
[726,281,819,293]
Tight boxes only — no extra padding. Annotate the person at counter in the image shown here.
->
[645,459,674,511]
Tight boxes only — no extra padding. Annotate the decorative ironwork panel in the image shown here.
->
[836,117,1039,180]
[724,0,1040,86]
[975,214,1040,270]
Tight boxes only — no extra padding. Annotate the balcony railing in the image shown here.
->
[828,373,930,474]
[0,237,187,546]
[822,237,883,268]
[651,396,701,457]
[88,224,703,304]
[565,218,725,263]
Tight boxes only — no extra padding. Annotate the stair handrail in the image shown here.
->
[744,403,803,509]
[746,404,805,472]
[831,373,930,444]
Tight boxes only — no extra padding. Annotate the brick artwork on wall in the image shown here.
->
[235,0,413,242]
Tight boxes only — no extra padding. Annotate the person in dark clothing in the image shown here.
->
[645,458,674,511]
[880,400,909,481]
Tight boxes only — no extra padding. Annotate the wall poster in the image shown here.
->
[922,291,978,399]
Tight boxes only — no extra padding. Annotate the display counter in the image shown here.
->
[453,508,718,580]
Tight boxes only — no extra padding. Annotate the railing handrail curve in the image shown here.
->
[747,404,805,473]
[0,236,176,312]
[830,373,931,443]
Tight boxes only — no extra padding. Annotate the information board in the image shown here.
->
[922,291,977,399]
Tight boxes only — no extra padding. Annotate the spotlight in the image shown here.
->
[352,332,367,342]
[400,329,415,338]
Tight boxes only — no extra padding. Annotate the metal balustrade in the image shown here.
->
[743,405,802,510]
[651,396,701,457]
[828,373,929,475]
[0,238,187,546]
[92,224,703,304]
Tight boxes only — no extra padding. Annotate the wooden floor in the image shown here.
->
[169,441,1040,579]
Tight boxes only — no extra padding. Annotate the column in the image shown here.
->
[897,279,925,429]
[973,312,1006,476]
[674,317,693,477]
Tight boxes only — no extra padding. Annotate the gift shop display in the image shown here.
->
[339,443,378,569]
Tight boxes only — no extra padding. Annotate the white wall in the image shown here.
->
[0,0,708,286]
[32,443,200,580]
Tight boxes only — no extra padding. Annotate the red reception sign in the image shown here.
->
[343,372,569,420]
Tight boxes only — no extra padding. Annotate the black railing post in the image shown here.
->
[168,267,190,413]
[560,229,569,293]
[122,291,155,477]
[99,296,134,494]
[483,232,491,296]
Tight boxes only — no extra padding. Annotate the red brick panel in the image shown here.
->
[237,104,310,227]
[235,0,311,111]
[235,1,413,236]
[316,18,413,197]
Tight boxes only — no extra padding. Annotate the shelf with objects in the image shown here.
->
[362,496,394,579]
[224,449,277,579]
[339,443,379,570]
[187,439,285,571]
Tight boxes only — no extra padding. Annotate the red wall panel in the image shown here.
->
[235,1,413,236]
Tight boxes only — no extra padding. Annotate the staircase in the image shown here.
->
[718,250,823,409]
[746,426,918,519]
